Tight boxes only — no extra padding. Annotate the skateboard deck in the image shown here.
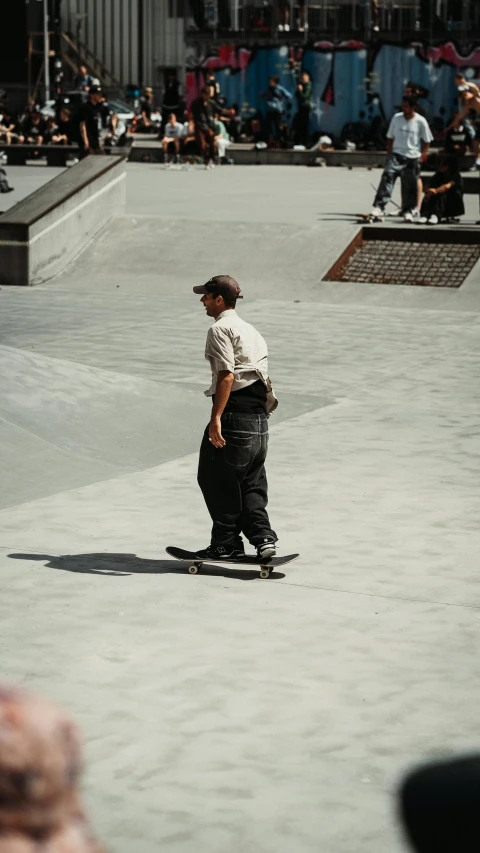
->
[166,546,299,579]
[355,212,384,223]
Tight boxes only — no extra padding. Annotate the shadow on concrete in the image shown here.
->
[8,552,285,582]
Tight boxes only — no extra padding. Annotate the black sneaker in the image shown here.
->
[195,543,245,560]
[256,539,277,559]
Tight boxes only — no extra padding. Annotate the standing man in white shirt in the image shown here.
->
[161,112,184,163]
[193,275,278,562]
[371,96,433,222]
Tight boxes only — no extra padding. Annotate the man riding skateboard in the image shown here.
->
[193,275,278,561]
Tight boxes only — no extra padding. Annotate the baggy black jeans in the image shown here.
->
[197,412,277,548]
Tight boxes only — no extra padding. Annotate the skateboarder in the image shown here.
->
[370,95,433,222]
[193,275,278,561]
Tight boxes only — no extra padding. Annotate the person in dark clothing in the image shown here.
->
[138,87,155,132]
[97,95,111,130]
[444,122,472,157]
[204,70,221,100]
[22,111,46,144]
[295,70,312,146]
[74,86,103,159]
[191,86,217,166]
[227,104,242,142]
[261,75,293,144]
[42,117,60,144]
[217,0,231,28]
[162,72,183,130]
[203,71,234,122]
[73,62,96,91]
[189,0,205,28]
[419,154,464,224]
[53,108,73,144]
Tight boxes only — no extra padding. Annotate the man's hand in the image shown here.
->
[209,416,226,448]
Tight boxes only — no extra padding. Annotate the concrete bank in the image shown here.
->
[0,154,126,286]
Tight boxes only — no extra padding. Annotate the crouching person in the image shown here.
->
[419,155,464,225]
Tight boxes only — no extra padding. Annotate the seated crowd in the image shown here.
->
[159,103,235,167]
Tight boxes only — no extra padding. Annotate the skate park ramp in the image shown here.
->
[1,164,480,853]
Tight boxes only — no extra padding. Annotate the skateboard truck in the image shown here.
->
[187,560,272,579]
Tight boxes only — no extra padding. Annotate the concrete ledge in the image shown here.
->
[5,145,81,167]
[229,148,388,167]
[127,142,387,168]
[128,142,479,173]
[0,154,126,286]
[5,144,132,167]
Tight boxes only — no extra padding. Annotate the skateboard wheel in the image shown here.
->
[259,569,270,579]
[188,564,199,574]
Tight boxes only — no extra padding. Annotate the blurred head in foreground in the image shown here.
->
[0,684,104,852]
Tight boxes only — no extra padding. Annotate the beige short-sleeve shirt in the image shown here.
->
[204,309,269,397]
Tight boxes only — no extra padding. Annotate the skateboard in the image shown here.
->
[166,546,299,579]
[355,212,384,223]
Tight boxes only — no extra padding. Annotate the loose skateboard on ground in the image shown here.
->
[355,212,384,223]
[166,546,299,579]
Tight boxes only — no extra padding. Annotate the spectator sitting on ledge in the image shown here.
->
[418,154,464,225]
[214,111,231,161]
[22,110,46,145]
[53,107,73,144]
[444,120,472,157]
[43,116,60,144]
[161,111,184,162]
[181,113,197,158]
[104,112,127,148]
[0,110,22,144]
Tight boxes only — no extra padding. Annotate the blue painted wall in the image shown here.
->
[187,41,470,136]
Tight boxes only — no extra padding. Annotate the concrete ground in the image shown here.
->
[0,164,65,212]
[0,164,479,853]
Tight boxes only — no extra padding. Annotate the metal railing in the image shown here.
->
[61,32,121,88]
[184,0,479,42]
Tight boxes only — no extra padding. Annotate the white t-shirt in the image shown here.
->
[164,121,184,139]
[387,112,433,158]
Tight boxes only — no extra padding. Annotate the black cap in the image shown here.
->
[193,275,243,300]
[89,85,102,95]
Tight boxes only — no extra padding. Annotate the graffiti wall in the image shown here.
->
[185,40,480,136]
